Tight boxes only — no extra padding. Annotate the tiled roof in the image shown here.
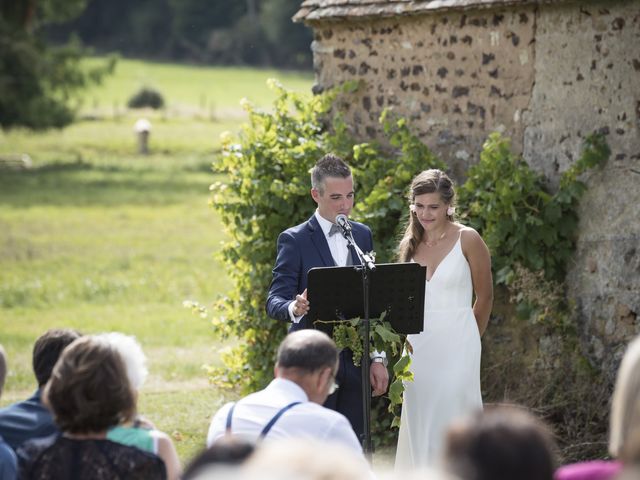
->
[294,0,563,22]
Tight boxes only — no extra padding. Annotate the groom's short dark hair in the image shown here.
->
[311,154,351,193]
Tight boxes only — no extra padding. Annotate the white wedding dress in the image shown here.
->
[395,235,483,469]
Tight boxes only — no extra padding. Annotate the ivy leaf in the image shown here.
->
[388,378,404,405]
[373,323,401,344]
[393,354,411,375]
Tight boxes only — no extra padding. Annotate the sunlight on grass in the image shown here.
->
[0,118,239,163]
[81,57,314,116]
[0,120,233,461]
[0,61,314,463]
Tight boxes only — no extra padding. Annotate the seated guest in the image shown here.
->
[555,335,640,480]
[0,345,17,480]
[243,439,371,480]
[18,336,166,480]
[182,437,254,480]
[0,329,80,451]
[443,405,557,480]
[206,330,363,458]
[97,332,181,480]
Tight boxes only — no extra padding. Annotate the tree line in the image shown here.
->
[0,0,312,130]
[46,0,313,69]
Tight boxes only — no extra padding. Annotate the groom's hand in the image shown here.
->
[293,289,309,317]
[370,362,389,396]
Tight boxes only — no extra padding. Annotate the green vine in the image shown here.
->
[457,132,610,286]
[316,313,412,427]
[205,79,610,447]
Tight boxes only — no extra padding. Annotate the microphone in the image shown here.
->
[335,214,376,271]
[335,214,352,235]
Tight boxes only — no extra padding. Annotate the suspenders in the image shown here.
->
[225,401,302,440]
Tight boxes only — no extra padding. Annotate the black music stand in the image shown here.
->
[306,262,426,455]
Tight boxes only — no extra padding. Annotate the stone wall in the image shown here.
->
[525,3,640,381]
[310,5,538,177]
[304,0,640,381]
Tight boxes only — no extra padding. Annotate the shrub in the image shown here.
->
[457,132,610,287]
[208,79,609,448]
[127,86,165,109]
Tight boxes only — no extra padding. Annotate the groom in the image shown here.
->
[265,153,388,441]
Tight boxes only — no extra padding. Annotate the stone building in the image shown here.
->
[294,0,640,382]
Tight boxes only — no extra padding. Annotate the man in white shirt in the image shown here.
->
[206,330,363,458]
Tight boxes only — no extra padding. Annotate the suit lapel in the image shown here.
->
[307,215,336,267]
[347,245,359,266]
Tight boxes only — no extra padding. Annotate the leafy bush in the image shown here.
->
[456,132,609,325]
[127,86,165,109]
[210,80,341,393]
[209,80,440,446]
[209,79,609,447]
[457,132,609,294]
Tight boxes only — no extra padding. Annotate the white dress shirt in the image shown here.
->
[288,210,351,323]
[314,210,351,267]
[206,378,364,456]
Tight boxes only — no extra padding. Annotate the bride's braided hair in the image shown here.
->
[397,169,456,262]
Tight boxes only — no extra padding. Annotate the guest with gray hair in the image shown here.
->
[97,332,182,480]
[18,336,166,479]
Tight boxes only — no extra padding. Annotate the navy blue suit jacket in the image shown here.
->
[0,390,59,452]
[265,214,374,439]
[266,214,373,331]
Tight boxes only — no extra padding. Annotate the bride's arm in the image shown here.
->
[462,228,493,336]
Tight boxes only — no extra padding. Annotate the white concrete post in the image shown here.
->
[134,118,152,155]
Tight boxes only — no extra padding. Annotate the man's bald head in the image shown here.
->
[276,330,338,373]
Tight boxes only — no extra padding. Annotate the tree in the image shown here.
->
[259,0,312,67]
[0,0,114,130]
[43,0,312,68]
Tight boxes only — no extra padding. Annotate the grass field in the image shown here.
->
[0,58,314,462]
[82,57,314,118]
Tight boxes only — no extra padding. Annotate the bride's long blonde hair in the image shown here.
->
[397,169,456,262]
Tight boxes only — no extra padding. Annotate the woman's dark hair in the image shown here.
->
[443,405,557,480]
[33,328,81,387]
[44,336,135,434]
[183,437,254,479]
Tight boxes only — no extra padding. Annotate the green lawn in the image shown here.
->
[82,57,314,117]
[0,59,314,462]
[0,145,232,459]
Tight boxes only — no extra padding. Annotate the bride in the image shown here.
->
[395,169,493,469]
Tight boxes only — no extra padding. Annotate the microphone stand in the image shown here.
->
[338,222,376,459]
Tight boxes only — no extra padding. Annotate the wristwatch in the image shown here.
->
[372,356,388,367]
